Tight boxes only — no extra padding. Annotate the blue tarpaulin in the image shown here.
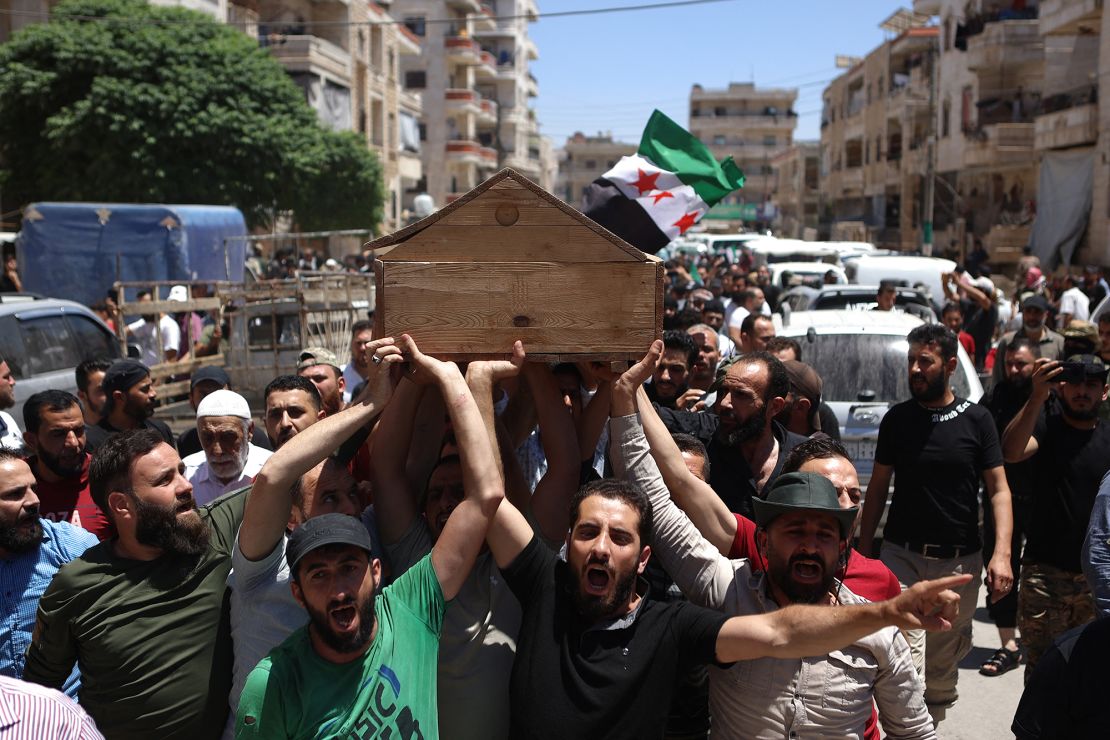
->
[16,203,248,305]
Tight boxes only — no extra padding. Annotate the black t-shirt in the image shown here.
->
[877,397,1003,550]
[1013,617,1110,739]
[1024,413,1110,572]
[984,382,1037,502]
[85,417,176,454]
[176,425,272,458]
[961,297,997,369]
[502,536,727,740]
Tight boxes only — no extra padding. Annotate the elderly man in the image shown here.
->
[993,295,1066,386]
[83,360,174,453]
[177,367,270,458]
[24,428,249,738]
[21,391,112,540]
[0,449,97,696]
[296,347,345,417]
[183,390,271,507]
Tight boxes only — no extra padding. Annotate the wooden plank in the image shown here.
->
[379,261,660,358]
[148,354,226,381]
[119,297,223,316]
[378,225,646,263]
[154,379,190,397]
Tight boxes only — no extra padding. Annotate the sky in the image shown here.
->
[529,0,908,147]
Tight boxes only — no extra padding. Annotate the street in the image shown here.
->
[935,588,1025,740]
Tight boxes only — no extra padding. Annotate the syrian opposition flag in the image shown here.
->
[581,109,745,253]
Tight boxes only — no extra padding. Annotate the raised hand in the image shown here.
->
[353,336,403,406]
[399,334,460,386]
[465,341,526,384]
[615,340,663,399]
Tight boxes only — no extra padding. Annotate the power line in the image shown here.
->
[0,0,739,29]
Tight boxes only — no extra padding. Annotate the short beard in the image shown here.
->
[727,405,768,447]
[768,552,836,604]
[1061,397,1099,422]
[910,371,947,403]
[307,592,377,654]
[131,492,210,556]
[0,510,43,553]
[572,564,638,623]
[125,397,153,422]
[37,447,85,479]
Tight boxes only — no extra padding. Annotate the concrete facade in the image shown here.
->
[689,82,798,229]
[771,141,820,238]
[554,132,636,208]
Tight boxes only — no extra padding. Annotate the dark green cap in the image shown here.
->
[752,471,857,538]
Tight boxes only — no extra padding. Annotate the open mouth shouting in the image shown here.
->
[584,564,612,596]
[329,599,359,633]
[790,556,826,585]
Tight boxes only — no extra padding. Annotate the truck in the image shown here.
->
[15,202,248,305]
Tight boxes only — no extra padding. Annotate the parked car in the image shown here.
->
[0,297,123,424]
[778,310,983,495]
[842,254,956,311]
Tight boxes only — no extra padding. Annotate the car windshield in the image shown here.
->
[800,332,973,403]
[813,293,925,310]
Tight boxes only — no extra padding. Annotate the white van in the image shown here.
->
[846,254,957,310]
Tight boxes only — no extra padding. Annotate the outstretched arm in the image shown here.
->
[1003,358,1057,462]
[368,373,428,545]
[464,343,528,507]
[526,362,582,542]
[240,338,401,561]
[716,574,972,662]
[404,336,505,601]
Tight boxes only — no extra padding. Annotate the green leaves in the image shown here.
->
[0,0,383,231]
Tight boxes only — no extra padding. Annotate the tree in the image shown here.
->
[0,0,383,231]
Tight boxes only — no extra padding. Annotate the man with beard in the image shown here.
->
[1002,354,1110,678]
[340,320,373,404]
[0,355,21,451]
[858,323,1014,724]
[227,338,397,737]
[685,324,722,394]
[486,406,968,739]
[296,347,346,417]
[21,391,112,540]
[612,352,915,739]
[0,449,97,695]
[23,428,249,738]
[83,360,175,453]
[737,313,776,354]
[992,295,1065,386]
[75,359,111,427]
[177,368,271,458]
[183,390,272,507]
[645,331,697,410]
[978,337,1039,677]
[263,375,325,450]
[774,360,824,438]
[236,335,506,739]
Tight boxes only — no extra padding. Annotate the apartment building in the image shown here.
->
[819,22,937,249]
[688,82,797,229]
[771,142,820,239]
[555,132,636,208]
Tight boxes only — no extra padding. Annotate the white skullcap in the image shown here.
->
[196,389,251,420]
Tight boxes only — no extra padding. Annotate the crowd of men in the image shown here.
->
[0,250,1107,738]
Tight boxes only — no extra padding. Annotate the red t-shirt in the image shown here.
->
[28,454,115,541]
[729,513,902,740]
[958,331,976,363]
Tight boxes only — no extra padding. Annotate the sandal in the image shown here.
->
[979,647,1022,676]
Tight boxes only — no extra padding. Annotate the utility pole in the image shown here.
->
[922,39,938,256]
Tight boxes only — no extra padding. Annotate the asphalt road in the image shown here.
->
[931,588,1026,740]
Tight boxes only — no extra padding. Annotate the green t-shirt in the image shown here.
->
[236,553,446,740]
[23,486,249,740]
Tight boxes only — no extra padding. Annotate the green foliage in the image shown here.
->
[0,0,383,231]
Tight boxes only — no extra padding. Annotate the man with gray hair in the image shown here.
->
[183,389,272,506]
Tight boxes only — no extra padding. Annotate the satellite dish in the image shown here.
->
[413,194,436,218]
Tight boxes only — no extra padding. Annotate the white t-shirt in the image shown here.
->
[1060,286,1091,322]
[127,315,181,366]
[727,306,751,331]
[0,411,22,451]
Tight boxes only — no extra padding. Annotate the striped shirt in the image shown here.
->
[0,675,104,739]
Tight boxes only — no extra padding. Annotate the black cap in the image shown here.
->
[102,360,150,397]
[1022,295,1049,312]
[286,513,374,576]
[1065,354,1108,377]
[190,366,231,390]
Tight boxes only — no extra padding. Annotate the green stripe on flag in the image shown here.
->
[637,109,745,207]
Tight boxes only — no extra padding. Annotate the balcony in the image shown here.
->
[522,36,538,61]
[477,146,499,168]
[886,158,902,184]
[1040,0,1102,35]
[446,0,481,12]
[525,71,538,97]
[964,123,1035,168]
[474,50,497,78]
[913,0,941,15]
[473,4,497,31]
[840,167,864,193]
[445,36,483,65]
[265,35,351,83]
[444,88,482,117]
[965,20,1042,72]
[446,139,484,165]
[496,60,517,80]
[477,97,498,125]
[1035,102,1098,150]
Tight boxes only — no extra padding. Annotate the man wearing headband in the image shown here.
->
[83,360,174,454]
[1003,354,1110,679]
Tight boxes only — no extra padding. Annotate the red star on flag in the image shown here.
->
[651,191,674,205]
[673,211,699,235]
[631,169,661,195]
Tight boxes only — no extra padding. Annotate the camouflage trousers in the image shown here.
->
[1018,560,1096,682]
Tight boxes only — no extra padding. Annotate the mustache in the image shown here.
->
[789,553,826,568]
[328,596,356,611]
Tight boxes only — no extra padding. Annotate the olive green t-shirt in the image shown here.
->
[23,487,249,740]
[235,553,446,740]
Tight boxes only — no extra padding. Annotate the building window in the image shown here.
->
[405,71,426,89]
[763,135,776,147]
[714,106,726,117]
[403,16,426,37]
[585,159,596,169]
[942,99,951,138]
[418,122,427,142]
[714,135,726,146]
